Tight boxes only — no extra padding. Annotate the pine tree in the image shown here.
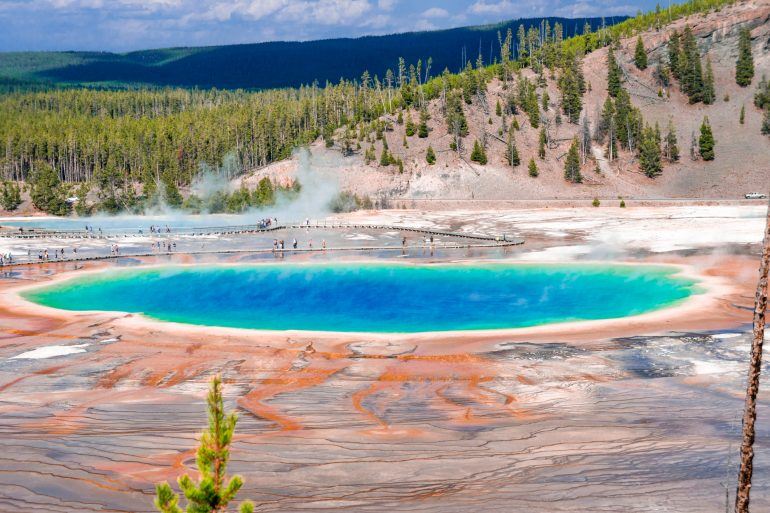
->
[559,67,582,124]
[528,158,538,177]
[426,145,436,165]
[596,96,615,143]
[542,90,550,111]
[495,100,502,116]
[445,90,469,138]
[405,112,415,136]
[639,124,663,177]
[740,105,746,125]
[30,162,69,215]
[0,181,22,211]
[154,377,254,513]
[607,47,622,98]
[470,140,488,165]
[668,30,682,80]
[681,26,704,103]
[634,36,648,70]
[703,57,715,105]
[380,146,391,166]
[761,109,770,136]
[665,119,679,162]
[564,138,583,183]
[538,128,547,158]
[755,75,770,110]
[418,107,429,138]
[736,27,755,87]
[699,116,716,160]
[506,129,520,167]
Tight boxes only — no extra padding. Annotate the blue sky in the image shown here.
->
[0,0,656,52]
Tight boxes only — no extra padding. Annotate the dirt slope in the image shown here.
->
[244,0,770,202]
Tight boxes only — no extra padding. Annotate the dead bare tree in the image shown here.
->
[735,199,770,513]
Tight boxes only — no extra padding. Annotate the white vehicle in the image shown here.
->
[745,192,767,199]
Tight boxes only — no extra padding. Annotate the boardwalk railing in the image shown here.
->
[0,220,519,243]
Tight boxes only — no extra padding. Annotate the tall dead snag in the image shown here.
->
[735,200,770,513]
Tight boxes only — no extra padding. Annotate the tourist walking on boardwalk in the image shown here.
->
[292,238,298,249]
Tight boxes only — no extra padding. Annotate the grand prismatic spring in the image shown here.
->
[23,263,697,333]
[1,205,769,513]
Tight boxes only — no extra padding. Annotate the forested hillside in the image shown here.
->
[1,0,768,216]
[0,16,619,91]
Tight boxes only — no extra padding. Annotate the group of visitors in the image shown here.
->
[258,218,277,229]
[272,237,327,251]
[84,225,102,236]
[153,240,177,252]
[147,225,171,234]
[26,247,77,262]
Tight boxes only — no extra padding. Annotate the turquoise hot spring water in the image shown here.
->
[22,263,699,333]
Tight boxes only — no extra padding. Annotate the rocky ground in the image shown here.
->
[0,205,768,512]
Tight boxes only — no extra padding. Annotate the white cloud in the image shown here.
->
[377,0,397,10]
[277,0,372,25]
[469,0,514,15]
[421,7,448,18]
[361,13,392,29]
[413,19,435,31]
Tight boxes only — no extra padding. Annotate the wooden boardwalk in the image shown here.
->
[0,222,524,268]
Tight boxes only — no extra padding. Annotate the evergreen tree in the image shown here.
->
[254,177,275,206]
[495,100,502,116]
[154,377,254,513]
[379,145,391,166]
[163,175,183,208]
[698,116,716,160]
[634,36,648,70]
[668,30,682,80]
[740,105,745,125]
[564,138,583,183]
[418,107,429,138]
[607,47,622,98]
[736,27,755,87]
[762,109,770,136]
[445,90,469,138]
[755,75,770,110]
[470,140,488,165]
[664,119,680,162]
[0,181,22,211]
[405,112,415,136]
[639,123,663,177]
[506,129,520,167]
[528,158,538,177]
[596,96,615,143]
[559,67,582,123]
[29,162,69,215]
[614,87,643,151]
[426,145,436,165]
[74,182,91,216]
[542,90,550,111]
[703,57,715,105]
[680,26,704,103]
[538,128,547,158]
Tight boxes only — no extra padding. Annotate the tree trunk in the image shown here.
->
[735,199,770,512]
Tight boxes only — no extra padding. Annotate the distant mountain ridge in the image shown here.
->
[0,16,628,90]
